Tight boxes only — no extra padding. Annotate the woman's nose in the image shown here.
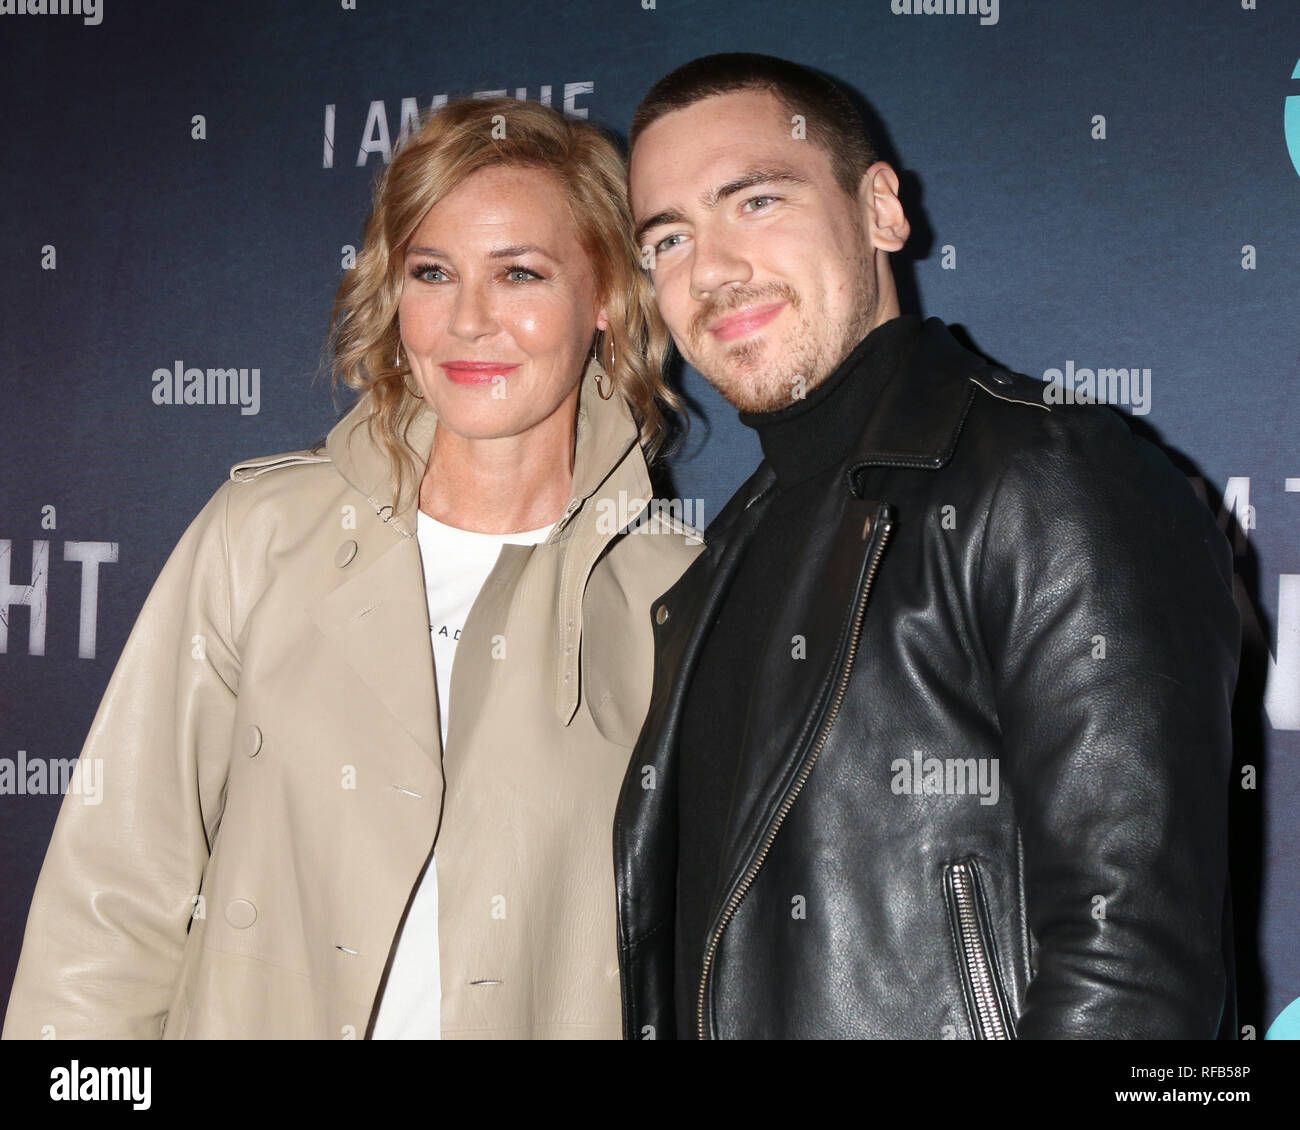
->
[447,281,497,341]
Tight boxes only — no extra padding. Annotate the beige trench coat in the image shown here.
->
[2,359,702,1039]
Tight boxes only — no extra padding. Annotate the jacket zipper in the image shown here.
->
[695,503,894,1038]
[946,859,1011,1040]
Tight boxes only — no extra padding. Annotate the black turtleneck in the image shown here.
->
[674,313,922,1030]
[740,312,922,482]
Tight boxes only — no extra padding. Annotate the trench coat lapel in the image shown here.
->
[309,531,440,761]
[308,359,649,766]
[311,396,442,764]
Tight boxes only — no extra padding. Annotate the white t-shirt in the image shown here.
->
[370,508,554,1040]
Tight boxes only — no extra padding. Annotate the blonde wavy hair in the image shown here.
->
[326,96,678,517]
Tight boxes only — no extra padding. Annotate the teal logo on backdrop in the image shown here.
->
[1288,57,1300,178]
[1267,994,1300,1039]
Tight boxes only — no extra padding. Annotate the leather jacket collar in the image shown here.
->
[705,318,990,548]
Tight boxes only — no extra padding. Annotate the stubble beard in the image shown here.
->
[686,250,881,416]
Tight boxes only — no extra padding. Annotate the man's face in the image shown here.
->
[630,89,884,414]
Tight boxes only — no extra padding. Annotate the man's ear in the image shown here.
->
[856,161,910,252]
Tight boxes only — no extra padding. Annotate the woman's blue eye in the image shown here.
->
[408,263,542,282]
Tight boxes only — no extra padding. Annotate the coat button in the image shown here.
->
[335,540,358,568]
[655,605,669,625]
[246,724,263,757]
[225,899,257,928]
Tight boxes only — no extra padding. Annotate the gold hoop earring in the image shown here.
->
[593,332,615,401]
[397,342,424,398]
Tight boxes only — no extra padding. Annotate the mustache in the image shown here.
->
[690,283,799,342]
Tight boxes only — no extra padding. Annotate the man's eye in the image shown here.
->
[410,264,447,282]
[743,195,778,212]
[654,233,685,254]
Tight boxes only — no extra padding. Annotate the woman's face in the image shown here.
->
[398,164,608,443]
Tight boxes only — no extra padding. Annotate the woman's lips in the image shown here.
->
[709,301,787,343]
[439,361,521,385]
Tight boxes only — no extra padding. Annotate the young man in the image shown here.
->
[615,53,1241,1039]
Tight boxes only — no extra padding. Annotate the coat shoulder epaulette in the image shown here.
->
[228,445,332,483]
[968,365,1052,412]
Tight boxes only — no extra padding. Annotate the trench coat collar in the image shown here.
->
[324,355,653,726]
[325,354,645,537]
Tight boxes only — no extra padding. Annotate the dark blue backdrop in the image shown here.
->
[2,0,1297,1037]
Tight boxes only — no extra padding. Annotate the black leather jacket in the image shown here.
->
[614,319,1240,1039]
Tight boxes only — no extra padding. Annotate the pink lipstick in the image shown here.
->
[440,361,521,385]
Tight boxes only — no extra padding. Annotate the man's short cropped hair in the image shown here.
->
[629,52,879,201]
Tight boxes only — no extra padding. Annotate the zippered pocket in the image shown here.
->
[943,856,1016,1040]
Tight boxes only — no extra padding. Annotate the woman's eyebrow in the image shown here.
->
[404,244,559,260]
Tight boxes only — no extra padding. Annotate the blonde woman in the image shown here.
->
[2,97,701,1040]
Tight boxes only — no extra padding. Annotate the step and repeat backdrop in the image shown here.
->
[1,0,1297,1038]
